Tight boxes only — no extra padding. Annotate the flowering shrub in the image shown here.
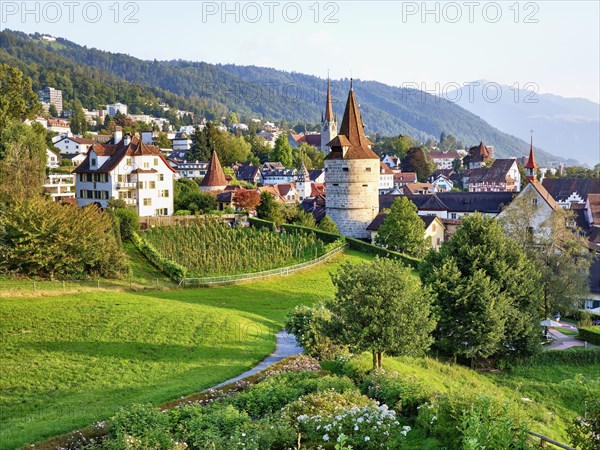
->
[103,403,173,450]
[282,389,376,422]
[362,370,434,417]
[296,404,410,449]
[257,355,321,381]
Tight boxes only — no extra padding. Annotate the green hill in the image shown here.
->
[0,29,563,164]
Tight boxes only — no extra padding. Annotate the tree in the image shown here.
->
[0,121,47,203]
[294,143,324,170]
[220,134,251,165]
[294,209,317,228]
[451,157,463,173]
[373,134,415,159]
[421,214,543,361]
[273,133,293,167]
[48,104,58,118]
[0,64,42,130]
[375,197,427,257]
[499,189,592,317]
[402,147,434,181]
[70,99,88,135]
[154,132,171,149]
[233,189,261,212]
[327,258,437,370]
[189,123,219,161]
[256,191,284,225]
[173,178,217,214]
[318,215,339,234]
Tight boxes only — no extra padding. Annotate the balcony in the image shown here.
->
[122,197,137,206]
[116,182,137,189]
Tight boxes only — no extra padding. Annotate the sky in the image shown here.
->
[2,0,599,103]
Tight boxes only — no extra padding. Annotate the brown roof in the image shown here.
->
[529,180,559,210]
[293,133,322,147]
[311,183,326,197]
[325,86,379,161]
[468,159,517,184]
[429,151,462,160]
[469,141,492,163]
[58,136,94,145]
[200,150,228,187]
[73,136,175,174]
[380,162,394,174]
[588,194,600,224]
[403,183,433,194]
[394,172,417,183]
[276,182,296,197]
[525,138,539,170]
[542,178,600,203]
[47,118,69,127]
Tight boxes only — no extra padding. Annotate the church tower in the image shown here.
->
[525,136,539,184]
[324,81,380,238]
[296,160,311,201]
[320,78,338,153]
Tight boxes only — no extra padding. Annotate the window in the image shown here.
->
[362,184,368,187]
[143,162,150,169]
[366,167,372,172]
[432,224,436,232]
[91,159,96,166]
[138,181,144,189]
[156,208,168,216]
[333,183,339,186]
[149,181,156,189]
[160,190,169,198]
[143,198,152,206]
[126,158,132,166]
[450,213,457,219]
[343,167,349,172]
[159,174,164,181]
[154,158,159,166]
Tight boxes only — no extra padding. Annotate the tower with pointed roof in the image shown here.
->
[525,136,539,184]
[296,160,311,201]
[199,150,228,191]
[320,78,338,153]
[324,81,380,238]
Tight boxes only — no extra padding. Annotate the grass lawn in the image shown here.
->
[344,351,599,444]
[0,250,370,449]
[555,326,579,336]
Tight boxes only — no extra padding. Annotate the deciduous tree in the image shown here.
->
[375,197,427,257]
[233,189,261,212]
[327,258,437,369]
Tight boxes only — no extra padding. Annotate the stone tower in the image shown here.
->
[324,82,380,239]
[320,78,338,153]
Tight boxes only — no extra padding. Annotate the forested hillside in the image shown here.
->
[0,29,564,164]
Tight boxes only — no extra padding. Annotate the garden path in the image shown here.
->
[546,321,598,350]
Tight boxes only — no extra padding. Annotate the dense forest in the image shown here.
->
[0,29,563,164]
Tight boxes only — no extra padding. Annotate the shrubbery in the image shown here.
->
[579,327,600,346]
[131,232,187,281]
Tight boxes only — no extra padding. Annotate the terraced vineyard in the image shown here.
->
[143,222,340,277]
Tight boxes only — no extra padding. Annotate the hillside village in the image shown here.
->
[35,80,600,314]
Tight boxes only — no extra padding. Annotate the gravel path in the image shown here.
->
[213,330,303,388]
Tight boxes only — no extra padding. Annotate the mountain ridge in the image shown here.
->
[0,29,574,165]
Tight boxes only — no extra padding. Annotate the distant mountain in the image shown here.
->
[448,81,599,165]
[0,30,567,165]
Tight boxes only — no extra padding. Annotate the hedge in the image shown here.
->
[280,223,421,269]
[131,232,187,281]
[524,347,600,366]
[579,327,600,346]
[248,216,276,232]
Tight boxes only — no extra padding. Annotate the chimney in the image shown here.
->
[123,133,132,146]
[113,127,123,144]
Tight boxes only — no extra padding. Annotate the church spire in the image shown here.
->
[525,133,539,183]
[339,82,370,149]
[324,77,334,122]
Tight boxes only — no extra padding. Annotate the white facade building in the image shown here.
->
[44,174,75,202]
[106,103,128,116]
[74,132,175,216]
[54,136,95,155]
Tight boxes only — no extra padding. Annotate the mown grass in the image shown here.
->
[0,250,370,449]
[345,351,599,444]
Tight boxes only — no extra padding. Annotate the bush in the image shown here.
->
[131,232,187,281]
[233,418,297,449]
[416,394,531,449]
[232,381,304,419]
[281,389,373,422]
[285,305,345,360]
[522,347,600,366]
[579,327,600,346]
[346,237,421,268]
[103,403,172,450]
[362,370,434,417]
[568,396,600,450]
[248,216,276,232]
[280,223,341,244]
[113,208,140,241]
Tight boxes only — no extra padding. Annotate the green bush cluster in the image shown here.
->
[579,327,600,346]
[247,216,276,232]
[522,347,600,366]
[131,232,187,281]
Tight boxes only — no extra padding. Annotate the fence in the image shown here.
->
[179,244,347,287]
[527,431,575,450]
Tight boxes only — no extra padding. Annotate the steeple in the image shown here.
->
[338,84,371,149]
[324,77,334,122]
[199,149,228,191]
[525,134,539,183]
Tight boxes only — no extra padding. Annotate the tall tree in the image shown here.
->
[327,258,437,370]
[375,197,427,257]
[318,215,339,234]
[373,134,415,159]
[0,64,42,130]
[421,214,543,361]
[273,133,293,167]
[256,191,284,225]
[233,189,261,212]
[69,99,88,135]
[402,146,434,181]
[499,189,592,317]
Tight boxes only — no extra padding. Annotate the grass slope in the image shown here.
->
[346,352,599,444]
[0,250,370,449]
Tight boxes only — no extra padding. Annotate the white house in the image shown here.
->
[106,103,128,116]
[175,161,208,180]
[73,132,176,216]
[61,153,87,167]
[260,162,296,185]
[54,136,95,155]
[381,154,400,169]
[46,149,60,168]
[432,174,454,192]
[428,151,462,170]
[379,162,394,194]
[47,119,71,134]
[44,173,75,202]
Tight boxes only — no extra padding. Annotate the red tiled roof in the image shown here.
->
[200,150,228,187]
[525,138,539,170]
[588,194,600,223]
[429,151,462,159]
[380,162,394,174]
[311,183,326,197]
[394,172,417,183]
[469,141,492,163]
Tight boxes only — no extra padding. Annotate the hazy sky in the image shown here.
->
[2,1,599,102]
